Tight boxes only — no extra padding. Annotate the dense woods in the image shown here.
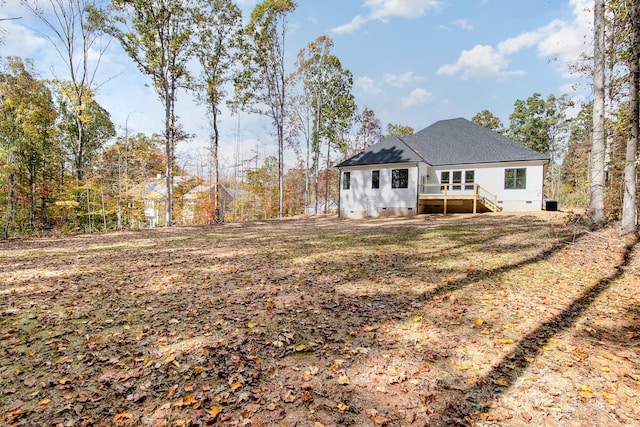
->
[0,0,638,236]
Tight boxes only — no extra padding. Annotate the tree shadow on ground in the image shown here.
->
[254,217,586,424]
[2,215,622,426]
[580,302,640,346]
[433,237,638,426]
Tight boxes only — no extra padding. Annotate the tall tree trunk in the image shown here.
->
[277,69,285,219]
[314,100,321,215]
[164,81,173,227]
[86,182,92,233]
[75,96,85,182]
[212,108,220,223]
[590,0,607,227]
[621,0,639,236]
[324,137,330,213]
[29,165,36,231]
[4,160,16,240]
[101,184,107,230]
[305,118,310,213]
[278,122,284,218]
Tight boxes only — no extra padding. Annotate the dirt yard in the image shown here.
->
[0,212,638,426]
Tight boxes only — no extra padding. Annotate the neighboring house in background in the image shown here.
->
[305,198,338,215]
[127,175,196,227]
[182,184,248,223]
[127,177,166,227]
[335,118,550,219]
[219,185,248,219]
[181,184,214,224]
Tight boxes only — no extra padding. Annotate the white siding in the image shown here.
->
[425,161,546,211]
[339,164,418,218]
[340,160,546,218]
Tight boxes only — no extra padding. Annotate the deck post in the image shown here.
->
[443,184,448,215]
[473,184,478,214]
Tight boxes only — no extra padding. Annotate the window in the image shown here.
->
[391,169,409,188]
[452,171,462,190]
[441,171,450,191]
[465,170,475,190]
[505,168,526,189]
[343,171,351,190]
[371,170,380,189]
[441,169,475,191]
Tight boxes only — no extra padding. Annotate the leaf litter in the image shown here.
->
[0,212,638,426]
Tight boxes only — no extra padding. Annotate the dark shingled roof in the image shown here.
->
[335,135,423,167]
[336,118,549,168]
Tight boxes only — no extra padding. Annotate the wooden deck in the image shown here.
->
[418,183,501,214]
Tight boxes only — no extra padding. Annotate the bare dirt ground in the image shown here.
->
[0,212,638,426]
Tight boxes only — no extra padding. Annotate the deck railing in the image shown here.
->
[418,183,500,213]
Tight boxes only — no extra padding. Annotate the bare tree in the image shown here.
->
[103,0,196,226]
[293,35,356,214]
[234,0,297,218]
[21,0,110,182]
[621,0,639,236]
[589,0,607,227]
[192,0,242,223]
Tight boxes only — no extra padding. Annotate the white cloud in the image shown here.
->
[401,88,433,107]
[538,1,591,66]
[438,0,591,81]
[560,82,579,94]
[437,44,522,80]
[355,76,383,95]
[496,21,562,55]
[384,71,420,88]
[332,15,368,34]
[332,0,439,34]
[455,19,473,31]
[366,0,440,20]
[0,18,47,55]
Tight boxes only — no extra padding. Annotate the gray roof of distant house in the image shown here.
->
[336,118,549,168]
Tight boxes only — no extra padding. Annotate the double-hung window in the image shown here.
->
[441,171,450,191]
[505,168,526,189]
[465,171,475,190]
[371,170,380,189]
[452,171,462,190]
[343,171,351,190]
[391,169,409,188]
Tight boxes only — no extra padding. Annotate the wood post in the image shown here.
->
[443,184,448,215]
[473,184,478,214]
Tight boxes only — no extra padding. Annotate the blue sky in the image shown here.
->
[1,0,592,173]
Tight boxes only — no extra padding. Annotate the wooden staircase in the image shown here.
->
[476,184,502,212]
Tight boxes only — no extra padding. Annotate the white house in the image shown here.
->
[305,198,338,215]
[335,118,550,218]
[182,184,248,223]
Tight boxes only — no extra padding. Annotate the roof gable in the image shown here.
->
[335,136,422,167]
[128,179,166,199]
[336,118,549,168]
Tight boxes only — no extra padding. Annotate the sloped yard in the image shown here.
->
[0,213,638,426]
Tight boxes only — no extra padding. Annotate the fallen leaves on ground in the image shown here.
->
[0,212,638,426]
